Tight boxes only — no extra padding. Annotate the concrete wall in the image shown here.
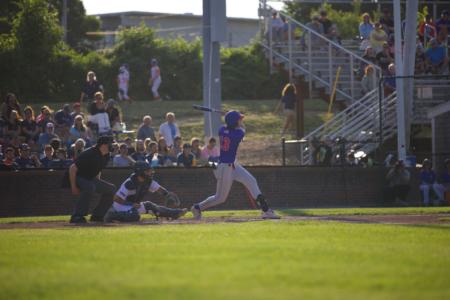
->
[0,167,422,217]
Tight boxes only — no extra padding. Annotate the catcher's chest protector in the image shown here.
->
[124,175,153,203]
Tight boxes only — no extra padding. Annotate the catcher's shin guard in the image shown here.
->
[143,201,186,220]
[256,195,269,212]
[104,207,141,222]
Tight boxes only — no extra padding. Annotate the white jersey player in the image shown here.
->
[149,58,161,100]
[117,64,130,102]
[191,111,280,220]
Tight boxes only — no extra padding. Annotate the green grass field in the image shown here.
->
[1,208,450,300]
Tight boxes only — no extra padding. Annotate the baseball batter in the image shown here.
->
[149,58,161,100]
[191,111,280,220]
[104,161,187,222]
[117,64,130,102]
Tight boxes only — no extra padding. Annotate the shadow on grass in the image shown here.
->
[278,209,311,216]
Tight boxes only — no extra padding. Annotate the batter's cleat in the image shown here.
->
[70,216,87,224]
[191,205,202,220]
[261,209,281,219]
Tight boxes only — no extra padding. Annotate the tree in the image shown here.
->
[0,0,21,34]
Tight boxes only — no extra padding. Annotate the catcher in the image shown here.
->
[104,161,187,222]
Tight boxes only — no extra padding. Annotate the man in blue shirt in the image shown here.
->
[420,159,445,206]
[177,143,195,168]
[425,38,449,74]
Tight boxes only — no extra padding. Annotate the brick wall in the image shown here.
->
[0,167,422,217]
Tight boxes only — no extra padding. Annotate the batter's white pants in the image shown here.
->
[152,77,161,98]
[198,162,261,211]
[420,183,445,205]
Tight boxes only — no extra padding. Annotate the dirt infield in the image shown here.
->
[1,214,449,229]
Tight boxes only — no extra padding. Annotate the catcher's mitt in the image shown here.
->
[164,192,181,208]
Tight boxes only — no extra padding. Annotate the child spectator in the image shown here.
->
[68,138,86,160]
[40,144,54,168]
[159,112,180,147]
[190,137,202,161]
[275,83,297,136]
[38,123,59,152]
[136,115,156,141]
[200,137,219,163]
[20,106,39,142]
[370,23,387,53]
[3,110,22,139]
[361,65,376,96]
[419,159,445,206]
[113,143,135,167]
[169,136,183,160]
[54,104,73,143]
[425,38,449,74]
[36,106,54,132]
[15,143,41,169]
[80,71,103,103]
[0,147,18,171]
[359,13,374,49]
[70,102,84,120]
[1,93,22,121]
[177,143,195,168]
[385,160,410,206]
[145,141,162,168]
[131,139,147,162]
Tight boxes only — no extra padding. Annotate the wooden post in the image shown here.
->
[295,79,305,138]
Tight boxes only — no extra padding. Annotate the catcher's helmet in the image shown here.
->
[224,110,243,128]
[134,161,152,176]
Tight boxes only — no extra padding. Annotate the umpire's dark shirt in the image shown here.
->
[74,146,109,180]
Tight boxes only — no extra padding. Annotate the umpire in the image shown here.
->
[69,135,116,223]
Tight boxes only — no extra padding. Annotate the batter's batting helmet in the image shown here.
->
[134,161,152,177]
[225,111,243,128]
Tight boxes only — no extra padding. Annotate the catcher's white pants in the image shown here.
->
[198,162,261,211]
[152,77,161,98]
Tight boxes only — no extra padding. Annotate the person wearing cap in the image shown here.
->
[14,143,41,169]
[425,38,448,74]
[419,159,445,206]
[54,104,73,143]
[80,71,103,103]
[177,143,195,168]
[359,13,374,41]
[385,160,410,206]
[68,135,116,223]
[149,59,162,100]
[37,122,59,151]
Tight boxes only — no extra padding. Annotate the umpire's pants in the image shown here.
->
[73,176,116,218]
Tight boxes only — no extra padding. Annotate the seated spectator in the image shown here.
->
[177,143,195,168]
[1,93,22,121]
[159,112,180,147]
[106,99,121,131]
[0,147,18,171]
[419,159,445,206]
[415,43,427,75]
[69,115,92,147]
[20,106,39,142]
[385,160,410,206]
[190,137,202,161]
[54,104,73,143]
[136,115,156,141]
[88,92,111,136]
[38,123,59,151]
[305,15,324,49]
[320,11,340,45]
[200,137,219,163]
[108,142,120,165]
[68,138,86,160]
[361,65,376,96]
[418,15,436,45]
[113,143,135,167]
[379,8,394,36]
[370,23,387,53]
[131,140,147,162]
[425,38,449,74]
[70,102,84,120]
[168,136,182,160]
[384,63,396,96]
[49,138,62,157]
[358,46,377,77]
[80,70,103,103]
[436,10,449,36]
[124,137,135,156]
[359,13,374,49]
[3,110,22,140]
[36,105,54,133]
[440,159,450,196]
[40,144,54,168]
[158,137,173,166]
[145,141,163,168]
[49,148,73,169]
[376,42,394,74]
[14,143,41,169]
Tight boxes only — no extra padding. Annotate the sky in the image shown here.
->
[81,0,283,19]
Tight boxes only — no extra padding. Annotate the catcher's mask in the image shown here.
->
[134,161,153,180]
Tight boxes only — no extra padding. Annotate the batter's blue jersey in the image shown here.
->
[218,126,245,163]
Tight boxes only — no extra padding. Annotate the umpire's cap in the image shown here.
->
[97,135,114,146]
[225,110,244,128]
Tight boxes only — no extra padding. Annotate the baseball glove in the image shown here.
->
[164,192,181,208]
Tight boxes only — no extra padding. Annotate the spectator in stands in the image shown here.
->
[0,147,18,171]
[80,71,103,103]
[359,13,374,50]
[370,23,387,53]
[49,148,72,169]
[88,92,111,136]
[106,99,121,131]
[190,137,202,161]
[131,139,146,162]
[269,11,284,43]
[158,137,173,166]
[70,102,83,120]
[346,151,358,167]
[281,15,295,41]
[15,143,41,169]
[379,8,394,36]
[124,137,135,156]
[359,46,377,78]
[384,63,396,96]
[137,115,156,141]
[54,104,73,143]
[69,115,92,147]
[440,159,450,196]
[169,136,183,160]
[36,105,54,132]
[319,10,340,45]
[305,15,324,49]
[117,64,131,102]
[415,43,427,75]
[312,137,332,166]
[40,144,54,168]
[436,10,449,36]
[425,38,449,75]
[385,160,410,206]
[275,83,297,136]
[418,15,436,46]
[159,112,180,147]
[88,92,105,115]
[145,141,162,168]
[200,137,219,163]
[177,143,195,168]
[3,110,22,140]
[20,106,39,142]
[68,138,86,160]
[1,93,22,121]
[49,138,62,157]
[420,159,445,206]
[38,123,59,151]
[376,42,394,74]
[113,143,135,167]
[361,65,376,96]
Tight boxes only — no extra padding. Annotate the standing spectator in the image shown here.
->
[359,13,374,49]
[14,143,41,169]
[359,46,377,77]
[88,92,106,115]
[40,144,55,168]
[305,15,325,49]
[379,8,394,36]
[376,42,394,74]
[131,139,147,162]
[36,106,54,133]
[106,99,121,131]
[275,83,297,136]
[425,38,449,75]
[3,110,22,139]
[69,115,93,147]
[54,104,74,143]
[370,23,388,53]
[1,93,22,121]
[319,10,340,45]
[418,15,436,46]
[38,123,59,151]
[80,71,103,103]
[88,92,111,136]
[361,65,376,96]
[384,63,396,96]
[117,64,131,102]
[200,137,219,163]
[70,102,84,120]
[20,106,39,142]
[190,137,202,161]
[0,147,18,171]
[149,59,162,101]
[68,135,116,223]
[113,143,135,167]
[385,160,410,206]
[137,115,156,141]
[269,11,284,43]
[68,138,86,160]
[436,10,450,36]
[177,143,195,168]
[159,112,180,147]
[419,159,445,206]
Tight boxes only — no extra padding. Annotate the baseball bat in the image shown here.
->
[192,104,226,114]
